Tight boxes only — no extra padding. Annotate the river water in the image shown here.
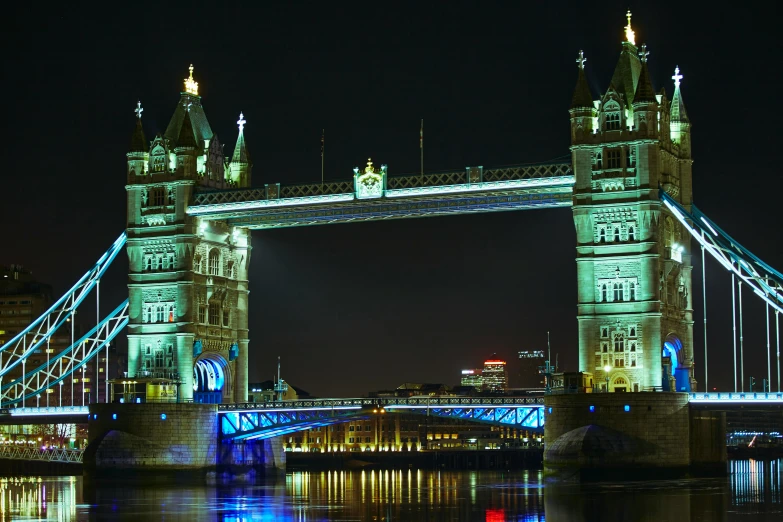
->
[0,460,780,521]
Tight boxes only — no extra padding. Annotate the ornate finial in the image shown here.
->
[184,64,199,96]
[638,44,649,63]
[624,10,636,45]
[365,158,374,174]
[576,50,586,70]
[237,112,246,132]
[135,101,143,119]
[672,66,683,88]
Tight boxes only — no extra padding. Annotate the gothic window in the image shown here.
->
[613,333,625,353]
[615,358,625,367]
[154,350,164,368]
[208,249,220,276]
[167,188,175,205]
[593,151,602,170]
[142,307,149,324]
[631,355,637,367]
[151,188,165,207]
[613,283,623,302]
[602,343,608,353]
[628,226,635,241]
[601,284,607,302]
[144,256,152,271]
[606,149,621,169]
[168,253,176,269]
[162,255,169,270]
[613,227,620,242]
[145,344,151,356]
[630,327,636,337]
[194,255,202,273]
[209,303,220,326]
[222,308,230,327]
[168,304,175,322]
[605,111,621,131]
[156,306,165,323]
[629,282,636,301]
[151,256,159,271]
[227,261,235,279]
[628,146,636,167]
[198,305,206,324]
[599,228,606,243]
[167,343,173,355]
[630,341,636,352]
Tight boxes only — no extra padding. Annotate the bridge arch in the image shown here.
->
[610,374,630,393]
[193,353,231,403]
[662,334,690,392]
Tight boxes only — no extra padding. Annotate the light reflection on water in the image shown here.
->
[0,460,779,521]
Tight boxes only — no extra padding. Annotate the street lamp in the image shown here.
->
[604,364,611,392]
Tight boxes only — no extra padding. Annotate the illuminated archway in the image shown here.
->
[193,353,230,403]
[662,334,690,392]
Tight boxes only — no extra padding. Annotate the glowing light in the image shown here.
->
[385,176,575,198]
[638,44,649,63]
[184,64,199,96]
[135,101,143,119]
[589,405,595,412]
[187,193,355,216]
[160,413,167,420]
[700,216,718,236]
[112,413,117,420]
[604,364,611,373]
[576,50,586,70]
[672,66,683,88]
[237,112,246,132]
[624,10,636,45]
[624,405,631,412]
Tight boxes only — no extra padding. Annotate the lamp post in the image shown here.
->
[604,364,611,393]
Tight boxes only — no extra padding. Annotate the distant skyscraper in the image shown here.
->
[460,369,483,391]
[482,357,507,392]
[518,350,545,388]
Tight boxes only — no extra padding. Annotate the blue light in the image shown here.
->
[92,414,98,420]
[547,407,552,414]
[136,397,142,404]
[119,397,124,404]
[589,405,595,412]
[624,405,631,412]
[161,413,167,420]
[112,413,117,420]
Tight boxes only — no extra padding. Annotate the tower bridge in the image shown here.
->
[0,13,781,478]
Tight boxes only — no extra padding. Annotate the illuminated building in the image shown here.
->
[460,369,483,391]
[125,66,252,403]
[518,350,545,388]
[0,265,99,406]
[570,12,695,392]
[248,380,311,402]
[482,358,507,392]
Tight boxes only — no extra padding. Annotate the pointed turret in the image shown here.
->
[670,66,692,156]
[609,10,641,105]
[174,110,199,178]
[569,50,598,144]
[228,112,252,187]
[127,101,149,181]
[164,65,214,148]
[631,44,659,137]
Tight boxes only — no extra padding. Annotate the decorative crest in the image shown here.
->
[576,50,586,70]
[672,66,683,88]
[184,64,199,96]
[638,44,649,63]
[624,10,636,45]
[237,112,246,132]
[365,158,375,174]
[135,101,143,119]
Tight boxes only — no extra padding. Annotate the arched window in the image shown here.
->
[630,327,636,337]
[194,255,202,273]
[614,283,623,302]
[156,305,165,323]
[601,284,607,302]
[630,342,636,352]
[614,228,620,242]
[628,226,635,241]
[208,249,220,276]
[142,306,149,324]
[144,257,152,271]
[605,111,621,131]
[629,282,636,301]
[599,229,606,243]
[602,343,608,353]
[614,333,625,353]
[227,261,235,279]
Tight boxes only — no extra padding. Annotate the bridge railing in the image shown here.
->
[220,396,545,412]
[0,445,83,464]
[689,392,783,402]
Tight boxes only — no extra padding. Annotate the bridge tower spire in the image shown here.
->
[125,66,251,404]
[228,112,252,187]
[571,14,696,393]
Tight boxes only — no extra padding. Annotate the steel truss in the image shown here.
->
[221,410,368,440]
[0,233,127,380]
[661,189,783,314]
[0,445,83,463]
[0,301,129,407]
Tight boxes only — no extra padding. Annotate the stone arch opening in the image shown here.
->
[193,352,231,404]
[662,334,690,392]
[610,374,629,393]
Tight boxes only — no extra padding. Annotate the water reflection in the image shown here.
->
[0,460,779,521]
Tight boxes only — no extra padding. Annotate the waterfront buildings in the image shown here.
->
[518,350,545,388]
[460,370,483,391]
[482,357,507,392]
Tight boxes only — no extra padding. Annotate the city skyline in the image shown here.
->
[2,4,781,397]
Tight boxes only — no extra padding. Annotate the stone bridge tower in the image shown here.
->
[125,66,252,403]
[570,13,696,392]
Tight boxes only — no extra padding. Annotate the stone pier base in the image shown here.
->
[544,393,726,481]
[84,403,285,482]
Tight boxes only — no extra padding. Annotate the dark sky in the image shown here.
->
[2,2,781,397]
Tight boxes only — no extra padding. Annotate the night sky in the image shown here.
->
[3,3,781,397]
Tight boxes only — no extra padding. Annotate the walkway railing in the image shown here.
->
[0,446,83,463]
[220,396,545,412]
[689,392,783,403]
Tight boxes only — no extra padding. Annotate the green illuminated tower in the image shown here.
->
[570,13,695,392]
[125,66,252,403]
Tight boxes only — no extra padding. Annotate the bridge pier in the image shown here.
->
[84,403,283,482]
[544,393,726,480]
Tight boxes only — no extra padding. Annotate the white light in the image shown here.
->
[385,176,575,199]
[188,193,355,216]
[700,217,718,237]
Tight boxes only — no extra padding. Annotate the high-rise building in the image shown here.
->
[482,357,507,392]
[570,13,695,392]
[518,350,545,388]
[460,369,483,391]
